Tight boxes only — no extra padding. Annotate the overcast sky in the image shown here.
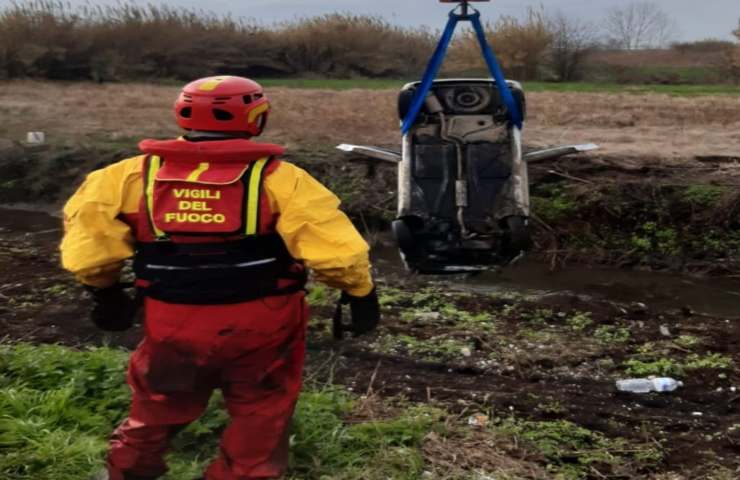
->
[2,0,738,41]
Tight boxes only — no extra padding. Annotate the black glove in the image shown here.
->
[333,287,380,339]
[85,284,138,332]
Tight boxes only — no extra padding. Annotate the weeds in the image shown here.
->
[594,325,631,344]
[624,357,682,377]
[566,312,593,331]
[530,184,580,224]
[0,2,434,80]
[305,283,338,307]
[0,343,442,479]
[674,335,700,349]
[683,185,727,207]
[684,353,733,371]
[520,308,555,325]
[373,333,474,362]
[497,418,662,479]
[624,352,733,377]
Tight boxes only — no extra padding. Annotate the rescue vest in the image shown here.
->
[133,138,306,305]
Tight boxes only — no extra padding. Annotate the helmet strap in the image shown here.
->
[185,130,252,141]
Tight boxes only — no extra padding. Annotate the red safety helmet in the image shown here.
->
[174,76,270,136]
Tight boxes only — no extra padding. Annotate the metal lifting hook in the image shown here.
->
[401,0,522,134]
[440,0,489,19]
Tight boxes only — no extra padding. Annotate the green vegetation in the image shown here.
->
[630,222,681,258]
[530,180,740,268]
[378,286,409,306]
[380,287,495,328]
[520,308,556,325]
[373,333,474,361]
[4,341,672,479]
[530,184,580,224]
[0,343,444,480]
[305,283,338,307]
[624,351,733,377]
[247,78,740,96]
[684,353,734,371]
[683,185,727,207]
[498,418,662,479]
[523,82,740,96]
[624,357,682,377]
[259,79,740,96]
[594,325,631,345]
[260,78,409,90]
[566,312,593,331]
[674,335,701,349]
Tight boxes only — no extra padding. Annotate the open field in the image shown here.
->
[1,80,738,155]
[1,80,739,478]
[259,79,740,96]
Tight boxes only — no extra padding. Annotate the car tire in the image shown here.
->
[504,216,532,254]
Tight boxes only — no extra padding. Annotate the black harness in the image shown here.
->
[134,235,306,305]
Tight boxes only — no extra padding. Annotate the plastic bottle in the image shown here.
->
[615,377,683,393]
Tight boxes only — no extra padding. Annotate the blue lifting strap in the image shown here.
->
[401,9,523,134]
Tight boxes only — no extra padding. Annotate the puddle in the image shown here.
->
[0,206,61,233]
[374,243,740,319]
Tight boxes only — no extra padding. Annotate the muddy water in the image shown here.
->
[0,206,61,233]
[374,243,740,319]
[2,207,738,318]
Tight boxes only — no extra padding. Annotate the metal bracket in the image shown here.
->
[440,0,489,19]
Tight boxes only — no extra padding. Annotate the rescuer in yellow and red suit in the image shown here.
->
[60,76,379,480]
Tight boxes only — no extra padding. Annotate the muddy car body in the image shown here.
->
[338,79,597,274]
[394,78,530,273]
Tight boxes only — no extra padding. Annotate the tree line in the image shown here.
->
[0,1,737,83]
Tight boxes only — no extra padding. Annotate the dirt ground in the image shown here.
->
[1,80,739,158]
[1,207,739,479]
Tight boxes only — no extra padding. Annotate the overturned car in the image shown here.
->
[339,78,597,274]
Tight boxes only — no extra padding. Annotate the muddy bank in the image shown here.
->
[1,139,739,276]
[1,82,739,275]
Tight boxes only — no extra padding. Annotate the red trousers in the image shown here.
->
[107,293,308,480]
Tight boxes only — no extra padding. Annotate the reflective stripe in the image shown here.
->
[185,162,210,182]
[198,76,232,92]
[245,157,269,235]
[248,102,270,124]
[145,257,277,271]
[145,155,167,239]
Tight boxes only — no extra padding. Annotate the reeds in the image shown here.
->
[0,1,437,80]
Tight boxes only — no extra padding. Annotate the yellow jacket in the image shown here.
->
[60,155,373,296]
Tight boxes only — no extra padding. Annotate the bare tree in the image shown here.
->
[603,1,677,49]
[548,11,598,81]
[730,18,740,83]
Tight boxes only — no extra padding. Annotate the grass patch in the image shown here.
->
[566,312,593,331]
[623,352,733,377]
[498,418,662,479]
[523,82,740,96]
[305,283,339,307]
[372,333,474,362]
[683,185,728,207]
[530,184,580,224]
[258,79,740,96]
[594,325,631,345]
[0,343,443,480]
[259,78,408,90]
